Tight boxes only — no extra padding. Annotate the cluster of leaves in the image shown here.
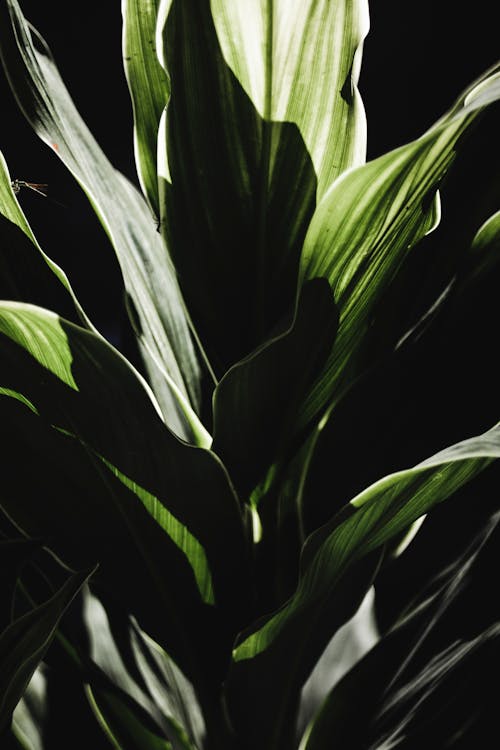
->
[0,1,499,748]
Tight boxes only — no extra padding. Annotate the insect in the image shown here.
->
[11,179,66,208]
[11,179,49,198]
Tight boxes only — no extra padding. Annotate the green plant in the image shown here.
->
[0,1,500,748]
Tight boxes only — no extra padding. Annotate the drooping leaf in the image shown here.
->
[0,151,86,325]
[297,63,500,428]
[225,423,500,747]
[122,0,170,218]
[0,0,203,439]
[0,302,250,698]
[156,0,367,373]
[0,567,92,733]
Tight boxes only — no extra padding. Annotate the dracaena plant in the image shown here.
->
[0,0,499,748]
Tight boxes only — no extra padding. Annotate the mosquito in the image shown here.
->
[11,179,50,198]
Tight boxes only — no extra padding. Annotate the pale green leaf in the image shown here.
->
[155,1,366,371]
[209,0,368,198]
[122,0,170,216]
[298,63,500,428]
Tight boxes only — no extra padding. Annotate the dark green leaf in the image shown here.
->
[0,302,250,699]
[225,424,500,747]
[212,278,338,500]
[0,567,92,732]
[0,539,40,631]
[157,0,366,372]
[82,589,204,750]
[301,512,500,749]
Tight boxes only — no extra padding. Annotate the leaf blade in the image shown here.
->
[0,301,250,695]
[122,0,170,218]
[224,424,500,747]
[0,0,202,439]
[297,63,500,428]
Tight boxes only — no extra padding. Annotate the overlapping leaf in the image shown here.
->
[156,0,367,372]
[208,0,368,199]
[0,0,202,440]
[297,63,500,428]
[212,279,338,500]
[0,301,250,695]
[300,512,500,749]
[83,597,201,749]
[225,422,500,746]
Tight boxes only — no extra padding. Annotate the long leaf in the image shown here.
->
[0,0,203,440]
[156,0,367,373]
[0,302,250,700]
[297,62,500,428]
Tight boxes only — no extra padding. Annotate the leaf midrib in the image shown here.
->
[255,1,275,338]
